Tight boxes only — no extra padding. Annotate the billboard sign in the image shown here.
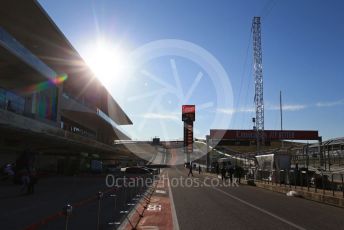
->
[182,105,195,122]
[210,129,319,140]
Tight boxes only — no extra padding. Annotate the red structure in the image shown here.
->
[182,105,195,163]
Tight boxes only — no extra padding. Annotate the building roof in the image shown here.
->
[308,137,344,148]
[0,0,132,125]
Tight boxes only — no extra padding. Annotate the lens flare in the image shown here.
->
[19,74,68,94]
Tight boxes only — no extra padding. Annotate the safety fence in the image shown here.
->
[251,169,344,198]
[24,174,158,230]
[291,153,344,171]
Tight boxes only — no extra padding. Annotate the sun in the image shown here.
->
[84,40,131,87]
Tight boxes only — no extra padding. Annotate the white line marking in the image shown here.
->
[168,172,180,230]
[156,190,167,194]
[174,168,306,230]
[211,186,307,230]
[147,204,162,211]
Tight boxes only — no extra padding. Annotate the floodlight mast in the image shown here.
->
[252,16,264,153]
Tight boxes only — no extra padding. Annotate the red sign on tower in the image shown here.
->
[182,105,195,122]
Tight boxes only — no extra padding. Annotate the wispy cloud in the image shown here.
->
[267,104,307,111]
[141,113,179,121]
[216,107,254,115]
[316,99,344,107]
[217,103,307,115]
[217,98,344,115]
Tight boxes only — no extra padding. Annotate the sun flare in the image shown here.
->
[84,40,131,86]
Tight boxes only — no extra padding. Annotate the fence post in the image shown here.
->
[264,171,270,184]
[332,174,335,196]
[341,174,344,198]
[315,174,317,193]
[322,171,325,195]
[288,170,292,188]
[260,170,263,184]
[300,172,303,190]
[339,155,341,166]
[294,170,296,189]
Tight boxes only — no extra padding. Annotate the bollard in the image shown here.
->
[110,194,117,226]
[301,171,307,190]
[123,186,128,207]
[129,186,134,201]
[63,204,73,230]
[97,191,103,230]
[110,194,117,218]
[300,172,303,190]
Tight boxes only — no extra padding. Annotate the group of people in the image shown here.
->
[185,162,244,184]
[1,149,37,195]
[187,162,202,177]
[220,164,244,184]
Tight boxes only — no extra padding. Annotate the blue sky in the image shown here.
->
[39,0,344,140]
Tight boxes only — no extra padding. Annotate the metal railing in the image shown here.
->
[33,173,158,230]
[291,153,344,170]
[251,169,344,198]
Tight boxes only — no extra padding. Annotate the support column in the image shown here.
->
[56,81,64,127]
[206,135,210,172]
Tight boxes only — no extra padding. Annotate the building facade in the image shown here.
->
[0,0,133,172]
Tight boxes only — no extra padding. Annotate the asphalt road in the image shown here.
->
[168,166,344,230]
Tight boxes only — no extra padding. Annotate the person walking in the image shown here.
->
[221,167,226,181]
[198,165,201,174]
[216,163,220,175]
[20,169,30,194]
[228,165,234,185]
[234,165,243,184]
[188,162,194,177]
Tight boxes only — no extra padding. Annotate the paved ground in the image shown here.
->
[121,170,174,230]
[2,146,344,230]
[0,174,148,230]
[166,148,344,230]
